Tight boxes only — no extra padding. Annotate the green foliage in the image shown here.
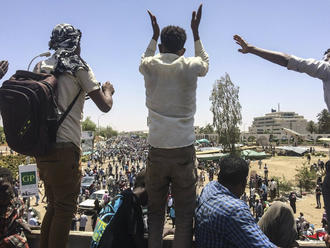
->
[81,155,89,163]
[210,73,242,154]
[273,176,293,193]
[199,123,215,134]
[317,109,330,134]
[96,126,118,139]
[0,154,35,179]
[306,120,318,134]
[0,126,5,144]
[82,117,97,131]
[295,164,317,192]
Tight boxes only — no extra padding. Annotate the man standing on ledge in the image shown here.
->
[35,24,114,248]
[139,4,209,248]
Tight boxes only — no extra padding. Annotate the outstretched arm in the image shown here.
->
[234,35,290,67]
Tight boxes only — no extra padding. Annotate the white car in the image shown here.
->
[78,190,108,212]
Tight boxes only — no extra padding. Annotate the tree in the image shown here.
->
[82,117,96,131]
[295,164,316,192]
[199,123,215,134]
[306,120,317,134]
[317,109,330,134]
[210,73,242,154]
[97,126,118,139]
[306,120,318,144]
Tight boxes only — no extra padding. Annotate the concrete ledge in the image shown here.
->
[27,230,326,248]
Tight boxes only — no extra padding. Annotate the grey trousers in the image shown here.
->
[258,201,298,248]
[146,145,197,248]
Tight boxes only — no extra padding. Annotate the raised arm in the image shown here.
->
[143,10,159,58]
[139,10,160,74]
[148,10,160,43]
[191,4,209,76]
[234,35,289,67]
[88,82,114,113]
[234,35,330,81]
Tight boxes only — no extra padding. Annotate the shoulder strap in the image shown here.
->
[57,89,82,129]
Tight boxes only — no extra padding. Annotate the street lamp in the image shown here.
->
[98,113,106,131]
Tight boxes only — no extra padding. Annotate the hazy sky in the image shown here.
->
[2,0,329,131]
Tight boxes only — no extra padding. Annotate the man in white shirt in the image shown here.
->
[234,34,330,246]
[79,213,88,231]
[35,24,114,248]
[139,4,209,248]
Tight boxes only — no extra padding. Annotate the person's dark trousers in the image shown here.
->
[258,201,298,248]
[79,227,85,231]
[290,202,296,214]
[316,194,322,208]
[171,217,176,228]
[36,142,81,248]
[323,174,330,233]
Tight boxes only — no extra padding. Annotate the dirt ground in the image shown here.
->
[245,150,329,229]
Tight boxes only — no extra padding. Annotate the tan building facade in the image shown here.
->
[248,111,308,138]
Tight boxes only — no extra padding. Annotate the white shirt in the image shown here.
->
[37,56,100,148]
[270,181,277,191]
[287,55,330,111]
[79,214,88,227]
[139,39,209,148]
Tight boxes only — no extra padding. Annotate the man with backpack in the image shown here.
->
[91,170,148,248]
[34,23,114,248]
[139,4,209,247]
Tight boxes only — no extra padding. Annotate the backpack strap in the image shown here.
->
[57,89,82,130]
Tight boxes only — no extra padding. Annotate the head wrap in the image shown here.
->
[49,23,88,75]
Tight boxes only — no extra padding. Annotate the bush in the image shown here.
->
[273,176,294,194]
[295,164,317,192]
[81,155,89,163]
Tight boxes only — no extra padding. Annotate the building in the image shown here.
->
[248,111,308,138]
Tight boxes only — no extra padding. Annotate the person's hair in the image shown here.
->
[160,26,187,53]
[218,156,249,187]
[134,169,146,188]
[324,49,330,55]
[0,167,13,185]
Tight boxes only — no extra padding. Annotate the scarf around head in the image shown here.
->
[49,23,89,75]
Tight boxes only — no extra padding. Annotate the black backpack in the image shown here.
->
[0,70,80,156]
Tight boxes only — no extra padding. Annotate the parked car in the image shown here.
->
[78,190,108,213]
[81,176,94,193]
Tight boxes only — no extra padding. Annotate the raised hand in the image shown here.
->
[102,81,115,95]
[147,10,160,41]
[0,61,9,80]
[191,3,203,39]
[234,35,251,54]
